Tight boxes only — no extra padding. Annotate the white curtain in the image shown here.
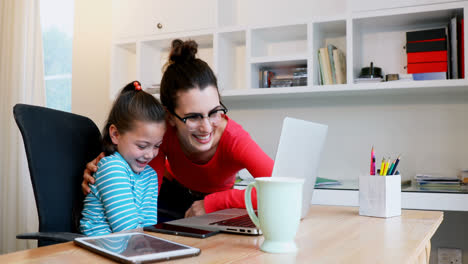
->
[0,0,45,253]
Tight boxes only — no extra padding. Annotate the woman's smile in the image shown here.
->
[193,132,212,144]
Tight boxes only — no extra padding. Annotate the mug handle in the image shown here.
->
[245,181,260,228]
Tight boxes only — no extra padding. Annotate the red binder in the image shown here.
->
[407,62,448,74]
[407,51,447,63]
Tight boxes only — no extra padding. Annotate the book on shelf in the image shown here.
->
[333,49,346,84]
[412,72,447,80]
[406,40,447,53]
[319,47,333,85]
[406,28,446,42]
[318,46,346,85]
[327,44,338,84]
[449,15,459,79]
[407,61,448,74]
[407,50,447,63]
[317,50,324,85]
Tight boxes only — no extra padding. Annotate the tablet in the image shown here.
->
[144,223,220,238]
[74,232,200,263]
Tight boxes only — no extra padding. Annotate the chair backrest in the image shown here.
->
[13,104,102,245]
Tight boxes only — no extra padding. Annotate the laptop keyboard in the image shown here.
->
[209,214,256,228]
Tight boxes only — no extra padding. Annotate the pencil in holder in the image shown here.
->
[359,174,401,218]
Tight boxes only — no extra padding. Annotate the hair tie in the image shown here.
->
[133,81,142,91]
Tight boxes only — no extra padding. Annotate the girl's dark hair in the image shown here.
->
[102,81,165,155]
[160,39,220,113]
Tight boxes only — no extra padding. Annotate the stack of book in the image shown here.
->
[406,16,464,80]
[318,44,346,85]
[406,28,448,80]
[414,174,461,190]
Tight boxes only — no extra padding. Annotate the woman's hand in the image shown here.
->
[81,152,105,194]
[184,200,206,218]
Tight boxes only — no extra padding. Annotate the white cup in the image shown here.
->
[245,177,304,253]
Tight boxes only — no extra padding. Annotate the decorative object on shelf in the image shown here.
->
[355,62,383,83]
[385,74,399,81]
[460,169,468,184]
[359,62,382,78]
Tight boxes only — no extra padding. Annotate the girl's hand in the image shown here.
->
[81,152,105,194]
[184,200,206,218]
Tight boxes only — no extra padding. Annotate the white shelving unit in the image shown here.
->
[110,1,468,100]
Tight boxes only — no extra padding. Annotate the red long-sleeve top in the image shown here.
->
[148,116,274,213]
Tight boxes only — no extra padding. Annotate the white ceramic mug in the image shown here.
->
[245,177,304,253]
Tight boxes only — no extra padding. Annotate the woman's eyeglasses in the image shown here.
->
[172,102,228,130]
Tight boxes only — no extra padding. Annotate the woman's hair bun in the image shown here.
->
[169,39,198,64]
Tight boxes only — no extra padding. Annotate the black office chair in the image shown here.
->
[13,104,102,247]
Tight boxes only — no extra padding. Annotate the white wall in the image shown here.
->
[225,93,468,181]
[72,0,112,129]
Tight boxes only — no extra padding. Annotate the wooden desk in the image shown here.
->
[0,206,443,264]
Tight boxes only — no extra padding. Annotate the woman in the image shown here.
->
[83,39,274,221]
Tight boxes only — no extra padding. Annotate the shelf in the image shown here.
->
[250,24,308,57]
[312,19,347,86]
[111,1,468,100]
[216,30,246,91]
[220,79,468,100]
[249,55,308,64]
[352,6,464,82]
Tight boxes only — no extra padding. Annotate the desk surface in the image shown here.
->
[0,205,443,264]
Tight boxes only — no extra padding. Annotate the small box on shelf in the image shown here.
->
[359,174,401,218]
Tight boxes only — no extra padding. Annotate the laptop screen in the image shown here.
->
[271,117,328,218]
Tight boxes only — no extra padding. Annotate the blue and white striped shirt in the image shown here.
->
[80,152,158,236]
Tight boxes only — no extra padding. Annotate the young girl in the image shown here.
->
[80,81,166,236]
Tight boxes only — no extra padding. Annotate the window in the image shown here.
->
[40,0,74,112]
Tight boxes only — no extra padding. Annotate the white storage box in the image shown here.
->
[359,175,401,218]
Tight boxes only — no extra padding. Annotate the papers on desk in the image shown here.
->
[235,177,341,187]
[414,174,461,188]
[315,177,341,187]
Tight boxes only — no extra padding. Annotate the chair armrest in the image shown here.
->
[16,232,85,242]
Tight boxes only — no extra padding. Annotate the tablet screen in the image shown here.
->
[75,232,200,263]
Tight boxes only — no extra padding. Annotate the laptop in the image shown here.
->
[166,117,328,235]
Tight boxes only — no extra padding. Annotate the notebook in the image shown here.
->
[165,117,328,235]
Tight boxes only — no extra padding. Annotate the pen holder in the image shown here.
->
[359,175,401,218]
